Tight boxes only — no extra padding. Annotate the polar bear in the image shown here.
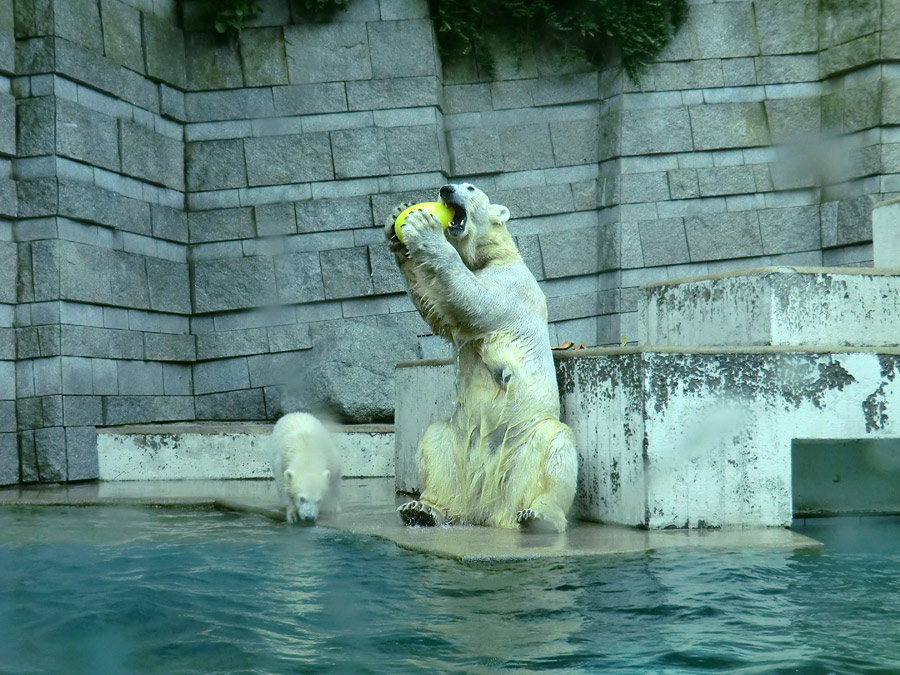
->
[385,183,578,533]
[269,412,342,524]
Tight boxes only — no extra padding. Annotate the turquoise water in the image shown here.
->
[1,507,899,674]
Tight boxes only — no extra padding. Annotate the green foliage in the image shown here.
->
[293,0,350,21]
[212,0,262,35]
[428,0,689,82]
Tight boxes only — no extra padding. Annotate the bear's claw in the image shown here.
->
[398,500,437,527]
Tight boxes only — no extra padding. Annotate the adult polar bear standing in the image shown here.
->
[385,183,577,533]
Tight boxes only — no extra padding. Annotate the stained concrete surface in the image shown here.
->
[0,479,822,562]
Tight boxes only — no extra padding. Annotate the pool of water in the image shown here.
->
[1,507,899,674]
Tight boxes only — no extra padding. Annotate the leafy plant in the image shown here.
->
[428,0,689,82]
[212,0,263,35]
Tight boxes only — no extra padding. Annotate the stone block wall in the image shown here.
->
[3,0,899,485]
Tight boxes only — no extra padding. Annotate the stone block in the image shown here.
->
[273,251,325,303]
[755,54,818,84]
[193,256,278,313]
[143,332,196,362]
[874,199,900,268]
[119,120,184,190]
[346,76,440,111]
[295,195,370,233]
[102,394,194,425]
[284,22,371,84]
[619,172,669,204]
[539,226,603,278]
[368,243,405,295]
[115,360,163,396]
[818,0,881,50]
[689,102,770,151]
[528,184,574,217]
[255,202,296,236]
[836,195,874,246]
[721,58,757,87]
[754,0,818,55]
[193,357,250,395]
[758,205,821,255]
[696,166,756,197]
[620,107,693,156]
[196,327,267,360]
[331,127,389,179]
[667,169,699,201]
[31,240,60,302]
[146,258,191,315]
[100,0,143,73]
[266,323,311,352]
[639,218,690,267]
[34,426,66,481]
[185,88,275,122]
[239,26,288,86]
[55,0,102,51]
[14,0,52,38]
[765,98,820,144]
[272,83,347,116]
[498,124,554,172]
[819,33,880,78]
[245,133,333,186]
[143,14,185,87]
[0,92,13,156]
[151,205,189,243]
[367,19,435,79]
[692,2,760,59]
[62,395,103,426]
[447,127,502,175]
[0,432,15,486]
[550,119,599,166]
[184,31,243,90]
[685,211,763,262]
[65,425,97,480]
[61,356,92,395]
[56,98,119,172]
[188,207,254,243]
[445,83,493,114]
[384,125,442,175]
[16,96,54,157]
[185,139,247,191]
[53,39,155,112]
[195,389,267,421]
[320,247,373,299]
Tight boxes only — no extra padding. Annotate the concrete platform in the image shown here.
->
[97,422,394,481]
[0,479,821,562]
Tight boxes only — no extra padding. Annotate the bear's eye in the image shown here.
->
[298,497,307,503]
[467,185,475,192]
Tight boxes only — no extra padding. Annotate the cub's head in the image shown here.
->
[439,183,517,269]
[284,466,331,522]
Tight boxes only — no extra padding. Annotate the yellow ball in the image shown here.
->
[393,202,455,243]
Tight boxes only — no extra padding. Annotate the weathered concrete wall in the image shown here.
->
[6,0,900,485]
[395,347,900,528]
[640,267,900,347]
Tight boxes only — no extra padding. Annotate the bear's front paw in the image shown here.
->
[516,509,564,534]
[398,500,438,527]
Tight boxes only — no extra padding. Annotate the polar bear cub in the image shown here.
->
[269,412,342,524]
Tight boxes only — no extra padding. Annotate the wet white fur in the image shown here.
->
[386,183,578,533]
[269,412,342,524]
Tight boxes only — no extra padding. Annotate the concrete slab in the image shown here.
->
[640,267,900,348]
[97,422,394,480]
[0,479,822,562]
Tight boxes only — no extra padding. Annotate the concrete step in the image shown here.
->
[97,422,394,481]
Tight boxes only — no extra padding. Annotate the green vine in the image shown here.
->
[212,1,262,36]
[428,0,689,82]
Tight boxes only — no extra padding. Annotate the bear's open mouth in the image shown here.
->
[442,197,467,236]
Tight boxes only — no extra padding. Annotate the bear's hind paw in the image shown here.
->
[398,501,438,527]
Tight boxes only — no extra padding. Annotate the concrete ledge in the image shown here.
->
[0,479,822,562]
[640,267,900,348]
[97,422,394,480]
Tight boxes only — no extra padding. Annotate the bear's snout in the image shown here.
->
[439,185,455,199]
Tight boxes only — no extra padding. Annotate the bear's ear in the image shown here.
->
[322,469,331,481]
[284,469,294,482]
[488,204,510,226]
